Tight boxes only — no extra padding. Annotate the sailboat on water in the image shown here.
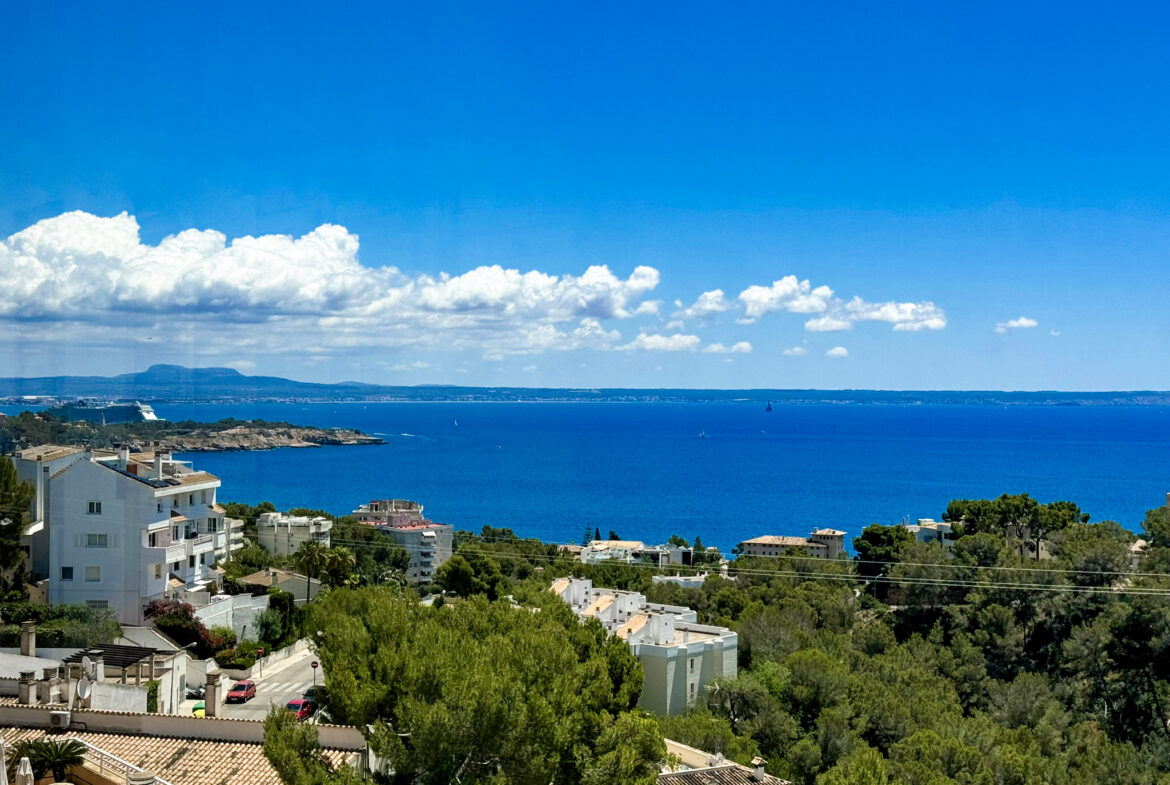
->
[699,429,709,439]
[765,402,772,412]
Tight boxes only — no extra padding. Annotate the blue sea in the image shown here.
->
[110,401,1170,552]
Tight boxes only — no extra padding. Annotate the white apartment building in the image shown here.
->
[551,577,737,716]
[15,445,243,623]
[255,511,332,556]
[579,539,647,564]
[352,499,452,584]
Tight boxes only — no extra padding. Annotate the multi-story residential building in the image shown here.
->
[551,577,737,716]
[738,527,847,560]
[255,511,332,556]
[352,498,452,584]
[352,498,426,526]
[14,445,243,623]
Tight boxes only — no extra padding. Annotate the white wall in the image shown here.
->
[195,594,270,639]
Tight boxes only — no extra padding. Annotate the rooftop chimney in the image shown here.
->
[118,444,130,471]
[20,620,35,657]
[751,757,767,782]
[154,453,164,480]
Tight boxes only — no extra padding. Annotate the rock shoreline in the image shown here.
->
[143,425,384,452]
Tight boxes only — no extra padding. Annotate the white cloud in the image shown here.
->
[673,289,732,320]
[702,341,752,354]
[805,315,853,332]
[738,276,834,322]
[1049,329,1061,337]
[781,346,808,356]
[224,360,256,372]
[842,297,947,331]
[731,275,945,332]
[389,361,432,371]
[522,364,537,372]
[618,333,701,352]
[826,346,849,358]
[995,316,1039,334]
[0,211,662,359]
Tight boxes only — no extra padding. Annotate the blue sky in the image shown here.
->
[2,2,1168,389]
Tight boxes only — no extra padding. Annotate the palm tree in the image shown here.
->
[22,738,88,782]
[292,540,330,605]
[324,546,356,588]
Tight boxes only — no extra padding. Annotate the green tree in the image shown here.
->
[853,525,914,599]
[0,456,35,581]
[303,587,659,784]
[17,738,88,782]
[264,706,370,785]
[293,540,331,604]
[582,714,665,785]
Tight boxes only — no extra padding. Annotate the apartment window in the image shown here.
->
[689,658,695,673]
[157,502,163,513]
[154,563,162,579]
[148,532,158,548]
[689,682,696,699]
[189,494,194,505]
[208,518,218,532]
[85,600,109,611]
[172,561,180,572]
[86,533,109,548]
[87,500,102,515]
[201,491,208,504]
[173,526,180,540]
[60,566,73,581]
[85,566,101,582]
[199,553,206,565]
[188,555,195,568]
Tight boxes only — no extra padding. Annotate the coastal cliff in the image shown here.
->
[151,424,383,452]
[0,413,384,454]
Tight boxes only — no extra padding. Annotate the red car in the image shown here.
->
[285,698,316,722]
[226,680,256,702]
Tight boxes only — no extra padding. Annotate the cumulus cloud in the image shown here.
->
[702,341,752,354]
[0,211,661,359]
[738,276,834,322]
[781,347,808,357]
[720,274,945,332]
[805,315,854,332]
[673,289,732,320]
[618,333,701,352]
[995,316,1039,333]
[1049,329,1061,337]
[826,346,849,358]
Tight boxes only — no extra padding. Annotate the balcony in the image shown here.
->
[188,533,215,556]
[166,542,186,563]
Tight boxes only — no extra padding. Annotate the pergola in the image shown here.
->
[62,644,173,685]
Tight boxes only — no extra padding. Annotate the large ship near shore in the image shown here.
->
[44,399,161,424]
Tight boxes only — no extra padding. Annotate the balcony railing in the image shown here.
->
[78,738,176,785]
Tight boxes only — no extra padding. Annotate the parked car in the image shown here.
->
[302,686,322,702]
[285,698,316,722]
[185,684,205,700]
[226,680,256,702]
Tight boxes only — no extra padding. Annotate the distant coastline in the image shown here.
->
[2,364,1170,406]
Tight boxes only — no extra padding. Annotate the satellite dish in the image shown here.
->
[81,655,93,674]
[76,676,91,701]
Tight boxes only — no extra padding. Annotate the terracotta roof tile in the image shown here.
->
[1,726,356,785]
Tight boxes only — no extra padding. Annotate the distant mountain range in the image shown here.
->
[1,364,1168,405]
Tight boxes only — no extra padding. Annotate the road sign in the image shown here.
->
[311,661,319,669]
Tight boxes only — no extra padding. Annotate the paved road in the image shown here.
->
[218,649,324,720]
